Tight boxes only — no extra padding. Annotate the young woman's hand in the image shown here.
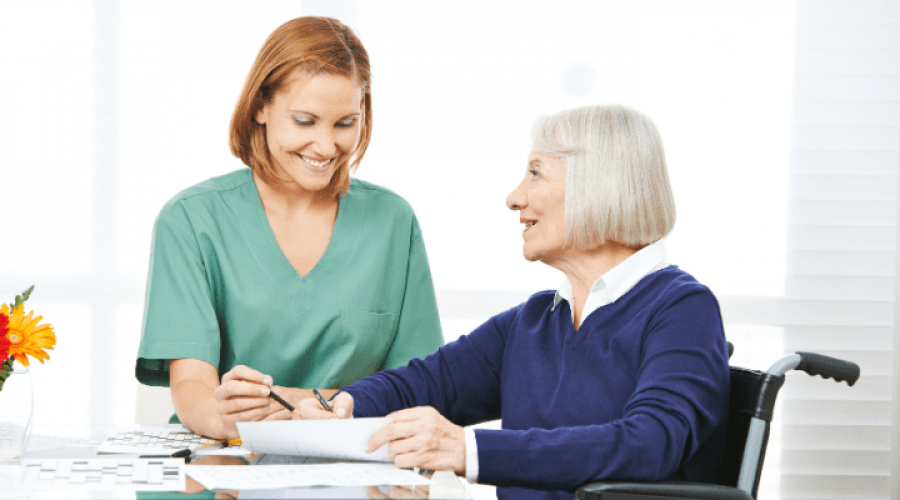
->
[170,360,283,439]
[212,365,280,436]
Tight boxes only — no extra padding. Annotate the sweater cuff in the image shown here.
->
[464,427,479,482]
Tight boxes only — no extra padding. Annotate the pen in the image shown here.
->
[140,448,192,459]
[313,388,332,412]
[268,389,296,412]
[199,438,242,449]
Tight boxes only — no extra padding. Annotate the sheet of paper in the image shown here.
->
[24,445,101,459]
[27,433,97,451]
[237,485,370,499]
[16,458,185,492]
[187,463,431,490]
[96,424,251,456]
[236,418,392,462]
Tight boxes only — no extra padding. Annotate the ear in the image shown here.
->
[254,105,267,125]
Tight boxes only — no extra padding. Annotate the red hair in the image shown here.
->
[229,17,372,199]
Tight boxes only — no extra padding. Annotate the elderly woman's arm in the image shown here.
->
[341,304,509,423]
[341,284,729,492]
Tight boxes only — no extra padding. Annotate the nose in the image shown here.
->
[507,175,528,211]
[312,126,338,157]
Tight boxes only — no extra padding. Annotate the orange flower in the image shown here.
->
[0,311,9,361]
[0,304,55,366]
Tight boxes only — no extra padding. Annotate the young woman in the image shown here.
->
[136,17,443,439]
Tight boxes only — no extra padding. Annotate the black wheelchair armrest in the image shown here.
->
[576,481,754,500]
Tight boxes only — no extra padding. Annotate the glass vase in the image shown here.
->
[0,361,34,461]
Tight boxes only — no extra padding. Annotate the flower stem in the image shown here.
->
[10,285,35,310]
[0,356,12,392]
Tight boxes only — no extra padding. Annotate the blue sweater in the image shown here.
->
[344,266,730,500]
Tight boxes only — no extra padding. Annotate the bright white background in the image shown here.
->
[2,1,896,499]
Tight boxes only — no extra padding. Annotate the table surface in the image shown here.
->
[0,424,473,500]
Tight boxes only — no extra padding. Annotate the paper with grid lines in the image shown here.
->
[187,462,430,489]
[16,458,185,491]
[96,424,250,456]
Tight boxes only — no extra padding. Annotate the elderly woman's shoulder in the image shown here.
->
[644,265,719,306]
[518,289,559,312]
[655,265,711,287]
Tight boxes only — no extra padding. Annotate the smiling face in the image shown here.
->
[506,151,570,264]
[254,70,364,195]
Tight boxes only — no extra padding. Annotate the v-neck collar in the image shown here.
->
[238,170,358,286]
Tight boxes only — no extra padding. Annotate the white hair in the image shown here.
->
[531,104,676,249]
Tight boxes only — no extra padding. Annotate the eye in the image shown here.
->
[336,118,358,129]
[293,117,314,126]
[529,169,540,180]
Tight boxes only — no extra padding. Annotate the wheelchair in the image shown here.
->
[576,345,860,500]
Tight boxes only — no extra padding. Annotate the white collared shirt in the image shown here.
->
[463,240,669,483]
[553,240,669,325]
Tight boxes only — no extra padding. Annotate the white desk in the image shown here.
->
[0,424,472,500]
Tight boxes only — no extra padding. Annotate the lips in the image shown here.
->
[297,154,335,172]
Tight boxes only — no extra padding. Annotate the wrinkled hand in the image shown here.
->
[366,406,465,476]
[295,392,354,420]
[365,484,430,499]
[213,365,279,438]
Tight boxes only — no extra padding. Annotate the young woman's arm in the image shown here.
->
[169,358,337,439]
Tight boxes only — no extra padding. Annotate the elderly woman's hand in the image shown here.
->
[294,391,354,419]
[365,484,430,499]
[366,406,466,476]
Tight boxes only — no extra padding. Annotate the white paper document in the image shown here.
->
[96,424,251,456]
[237,485,370,499]
[16,458,185,492]
[187,463,431,490]
[236,418,392,462]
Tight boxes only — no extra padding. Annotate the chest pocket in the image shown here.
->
[324,309,398,387]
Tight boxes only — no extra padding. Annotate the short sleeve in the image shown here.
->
[135,200,222,386]
[378,216,444,370]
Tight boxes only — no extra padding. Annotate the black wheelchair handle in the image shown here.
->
[795,352,860,386]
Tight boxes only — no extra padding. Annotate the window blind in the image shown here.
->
[777,1,899,498]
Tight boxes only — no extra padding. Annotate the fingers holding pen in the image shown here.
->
[221,365,273,388]
[216,366,272,401]
[331,392,354,419]
[293,391,354,420]
[214,365,277,422]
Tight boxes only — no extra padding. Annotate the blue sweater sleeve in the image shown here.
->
[343,305,513,426]
[475,290,729,491]
[343,283,728,494]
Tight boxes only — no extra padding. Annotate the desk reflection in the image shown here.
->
[176,455,462,500]
[6,426,470,500]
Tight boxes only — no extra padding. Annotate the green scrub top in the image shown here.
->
[136,169,444,391]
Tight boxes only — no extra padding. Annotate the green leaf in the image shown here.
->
[0,359,10,392]
[9,285,34,309]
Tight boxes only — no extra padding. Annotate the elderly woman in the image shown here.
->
[300,104,730,500]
